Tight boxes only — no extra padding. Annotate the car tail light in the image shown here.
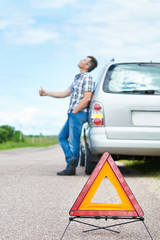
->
[91,102,104,126]
[94,103,102,111]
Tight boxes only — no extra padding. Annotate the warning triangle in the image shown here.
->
[69,152,144,217]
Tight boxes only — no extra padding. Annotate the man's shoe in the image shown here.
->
[57,169,76,176]
[68,157,78,171]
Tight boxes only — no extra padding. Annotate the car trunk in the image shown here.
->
[101,93,160,140]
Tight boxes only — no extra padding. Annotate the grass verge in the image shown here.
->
[121,159,160,179]
[0,136,58,151]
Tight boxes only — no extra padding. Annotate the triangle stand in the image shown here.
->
[60,152,154,240]
[60,216,153,240]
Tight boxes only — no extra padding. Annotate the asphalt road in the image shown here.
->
[0,145,159,240]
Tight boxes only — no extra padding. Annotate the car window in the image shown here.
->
[103,63,160,94]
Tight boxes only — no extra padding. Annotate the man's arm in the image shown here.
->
[39,87,71,98]
[72,92,92,113]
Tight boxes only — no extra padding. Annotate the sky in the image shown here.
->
[0,0,160,135]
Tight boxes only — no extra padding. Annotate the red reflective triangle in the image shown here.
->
[69,152,144,217]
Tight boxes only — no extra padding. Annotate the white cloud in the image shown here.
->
[0,104,68,135]
[0,4,60,45]
[5,28,59,45]
[0,5,59,45]
[65,0,160,60]
[0,20,9,29]
[0,8,35,30]
[117,0,160,18]
[1,107,39,125]
[30,0,76,9]
[1,0,160,52]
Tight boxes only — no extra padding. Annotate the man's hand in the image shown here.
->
[39,87,46,96]
[39,87,71,98]
[72,91,92,113]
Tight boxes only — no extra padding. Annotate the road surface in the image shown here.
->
[0,145,159,240]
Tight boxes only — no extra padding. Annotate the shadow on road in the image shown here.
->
[117,165,141,177]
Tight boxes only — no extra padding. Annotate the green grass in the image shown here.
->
[121,158,160,179]
[0,136,58,151]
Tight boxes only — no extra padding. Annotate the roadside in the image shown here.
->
[1,146,160,201]
[121,158,160,179]
[0,136,58,151]
[117,161,160,200]
[1,144,160,201]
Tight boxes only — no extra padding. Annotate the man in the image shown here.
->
[39,56,98,175]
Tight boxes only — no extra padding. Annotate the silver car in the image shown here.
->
[80,60,160,174]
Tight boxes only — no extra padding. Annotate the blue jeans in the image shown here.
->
[58,111,88,169]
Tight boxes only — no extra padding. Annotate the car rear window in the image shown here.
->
[103,63,160,94]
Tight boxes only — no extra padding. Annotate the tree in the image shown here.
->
[13,130,24,142]
[0,125,24,143]
[0,128,8,143]
[0,125,15,140]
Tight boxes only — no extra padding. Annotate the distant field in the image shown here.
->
[0,136,58,150]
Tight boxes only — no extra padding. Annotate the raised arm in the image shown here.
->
[39,87,71,98]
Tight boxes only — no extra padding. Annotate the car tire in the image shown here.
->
[84,143,97,175]
[79,144,85,166]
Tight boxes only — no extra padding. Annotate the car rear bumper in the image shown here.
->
[88,128,160,156]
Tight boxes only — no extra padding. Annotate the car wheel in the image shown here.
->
[79,144,85,166]
[84,143,97,175]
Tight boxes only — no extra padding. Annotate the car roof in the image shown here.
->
[104,60,160,68]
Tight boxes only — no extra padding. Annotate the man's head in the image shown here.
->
[87,56,98,72]
[78,56,98,73]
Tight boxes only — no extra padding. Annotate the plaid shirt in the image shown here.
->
[68,72,94,113]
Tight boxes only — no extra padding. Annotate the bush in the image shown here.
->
[0,125,24,143]
[0,128,8,143]
[13,131,25,142]
[0,125,15,141]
